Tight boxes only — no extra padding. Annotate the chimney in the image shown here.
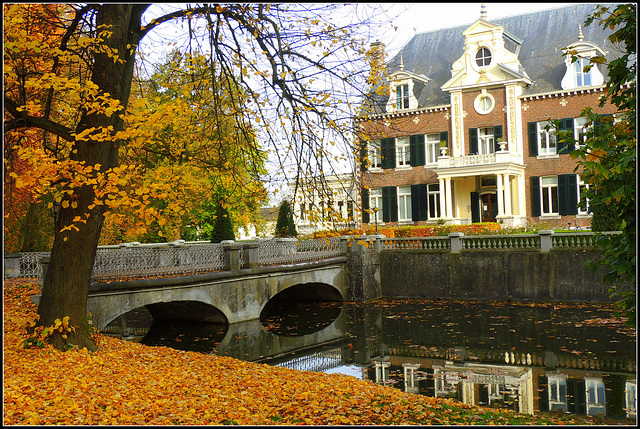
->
[369,40,386,83]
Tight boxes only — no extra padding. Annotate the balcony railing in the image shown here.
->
[437,151,522,168]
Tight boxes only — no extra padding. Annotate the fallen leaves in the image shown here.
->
[3,279,603,426]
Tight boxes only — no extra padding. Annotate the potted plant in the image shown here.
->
[496,137,508,152]
[439,141,448,156]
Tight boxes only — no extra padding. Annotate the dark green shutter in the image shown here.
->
[557,118,575,154]
[558,174,578,215]
[382,186,397,222]
[528,122,538,156]
[595,113,614,128]
[361,188,370,223]
[359,140,368,171]
[469,128,478,154]
[411,184,428,221]
[530,176,541,217]
[439,131,448,146]
[410,135,425,166]
[471,192,480,223]
[381,138,395,169]
[493,125,503,152]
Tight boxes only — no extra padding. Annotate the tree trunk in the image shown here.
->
[37,5,146,351]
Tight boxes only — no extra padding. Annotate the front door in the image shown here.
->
[481,193,497,222]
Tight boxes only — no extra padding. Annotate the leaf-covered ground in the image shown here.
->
[2,279,616,425]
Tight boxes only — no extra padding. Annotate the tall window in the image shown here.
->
[538,121,557,155]
[368,140,382,168]
[575,57,592,86]
[577,176,590,215]
[427,184,441,219]
[396,84,409,109]
[299,203,306,220]
[575,117,591,148]
[369,188,383,222]
[426,133,440,163]
[541,176,559,215]
[548,376,567,412]
[398,186,412,221]
[396,137,411,167]
[586,378,606,416]
[479,127,495,154]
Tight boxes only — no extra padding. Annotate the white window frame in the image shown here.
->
[396,136,411,168]
[369,188,383,224]
[625,381,637,418]
[474,92,495,115]
[479,127,495,155]
[541,176,559,216]
[475,47,492,68]
[426,133,440,164]
[396,83,410,110]
[574,117,591,149]
[575,57,593,87]
[368,140,382,169]
[577,176,590,215]
[585,378,606,416]
[548,376,568,412]
[427,184,441,220]
[398,186,412,222]
[537,121,557,156]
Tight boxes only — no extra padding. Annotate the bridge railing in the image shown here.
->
[256,236,344,266]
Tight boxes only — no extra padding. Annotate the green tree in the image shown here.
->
[562,4,636,325]
[274,200,296,238]
[210,204,235,243]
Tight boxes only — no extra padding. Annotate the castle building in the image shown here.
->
[356,4,622,229]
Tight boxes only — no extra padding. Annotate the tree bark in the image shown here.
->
[37,4,147,351]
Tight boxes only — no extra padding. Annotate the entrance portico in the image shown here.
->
[436,148,526,227]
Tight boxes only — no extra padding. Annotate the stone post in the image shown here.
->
[4,253,21,279]
[242,242,260,270]
[38,256,50,289]
[539,230,553,252]
[449,232,465,253]
[222,241,242,273]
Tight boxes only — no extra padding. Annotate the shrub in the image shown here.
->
[210,204,235,243]
[274,201,297,237]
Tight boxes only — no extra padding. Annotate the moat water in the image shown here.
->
[104,297,637,421]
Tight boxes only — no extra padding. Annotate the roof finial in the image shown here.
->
[399,55,404,71]
[578,24,584,41]
[480,3,487,20]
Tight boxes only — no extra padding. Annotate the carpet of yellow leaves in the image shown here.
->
[3,279,601,425]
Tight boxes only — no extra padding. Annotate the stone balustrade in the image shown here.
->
[4,231,619,283]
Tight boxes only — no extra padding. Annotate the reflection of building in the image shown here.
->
[366,348,637,420]
[291,174,358,235]
[357,4,621,229]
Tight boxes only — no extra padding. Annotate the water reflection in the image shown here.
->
[102,298,636,421]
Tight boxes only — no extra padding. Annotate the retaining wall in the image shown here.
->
[379,248,623,303]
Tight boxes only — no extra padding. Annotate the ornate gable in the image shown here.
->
[441,16,529,92]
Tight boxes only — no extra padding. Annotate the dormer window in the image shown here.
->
[561,26,605,90]
[396,84,410,109]
[475,47,492,67]
[575,57,592,86]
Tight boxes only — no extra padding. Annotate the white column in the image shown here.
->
[445,178,453,219]
[496,174,504,217]
[518,174,526,217]
[503,173,512,216]
[439,177,446,219]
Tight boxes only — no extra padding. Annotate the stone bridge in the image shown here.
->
[87,257,351,330]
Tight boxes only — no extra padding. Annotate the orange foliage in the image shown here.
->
[3,279,600,426]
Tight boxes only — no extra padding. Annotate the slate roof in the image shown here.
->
[372,4,622,113]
